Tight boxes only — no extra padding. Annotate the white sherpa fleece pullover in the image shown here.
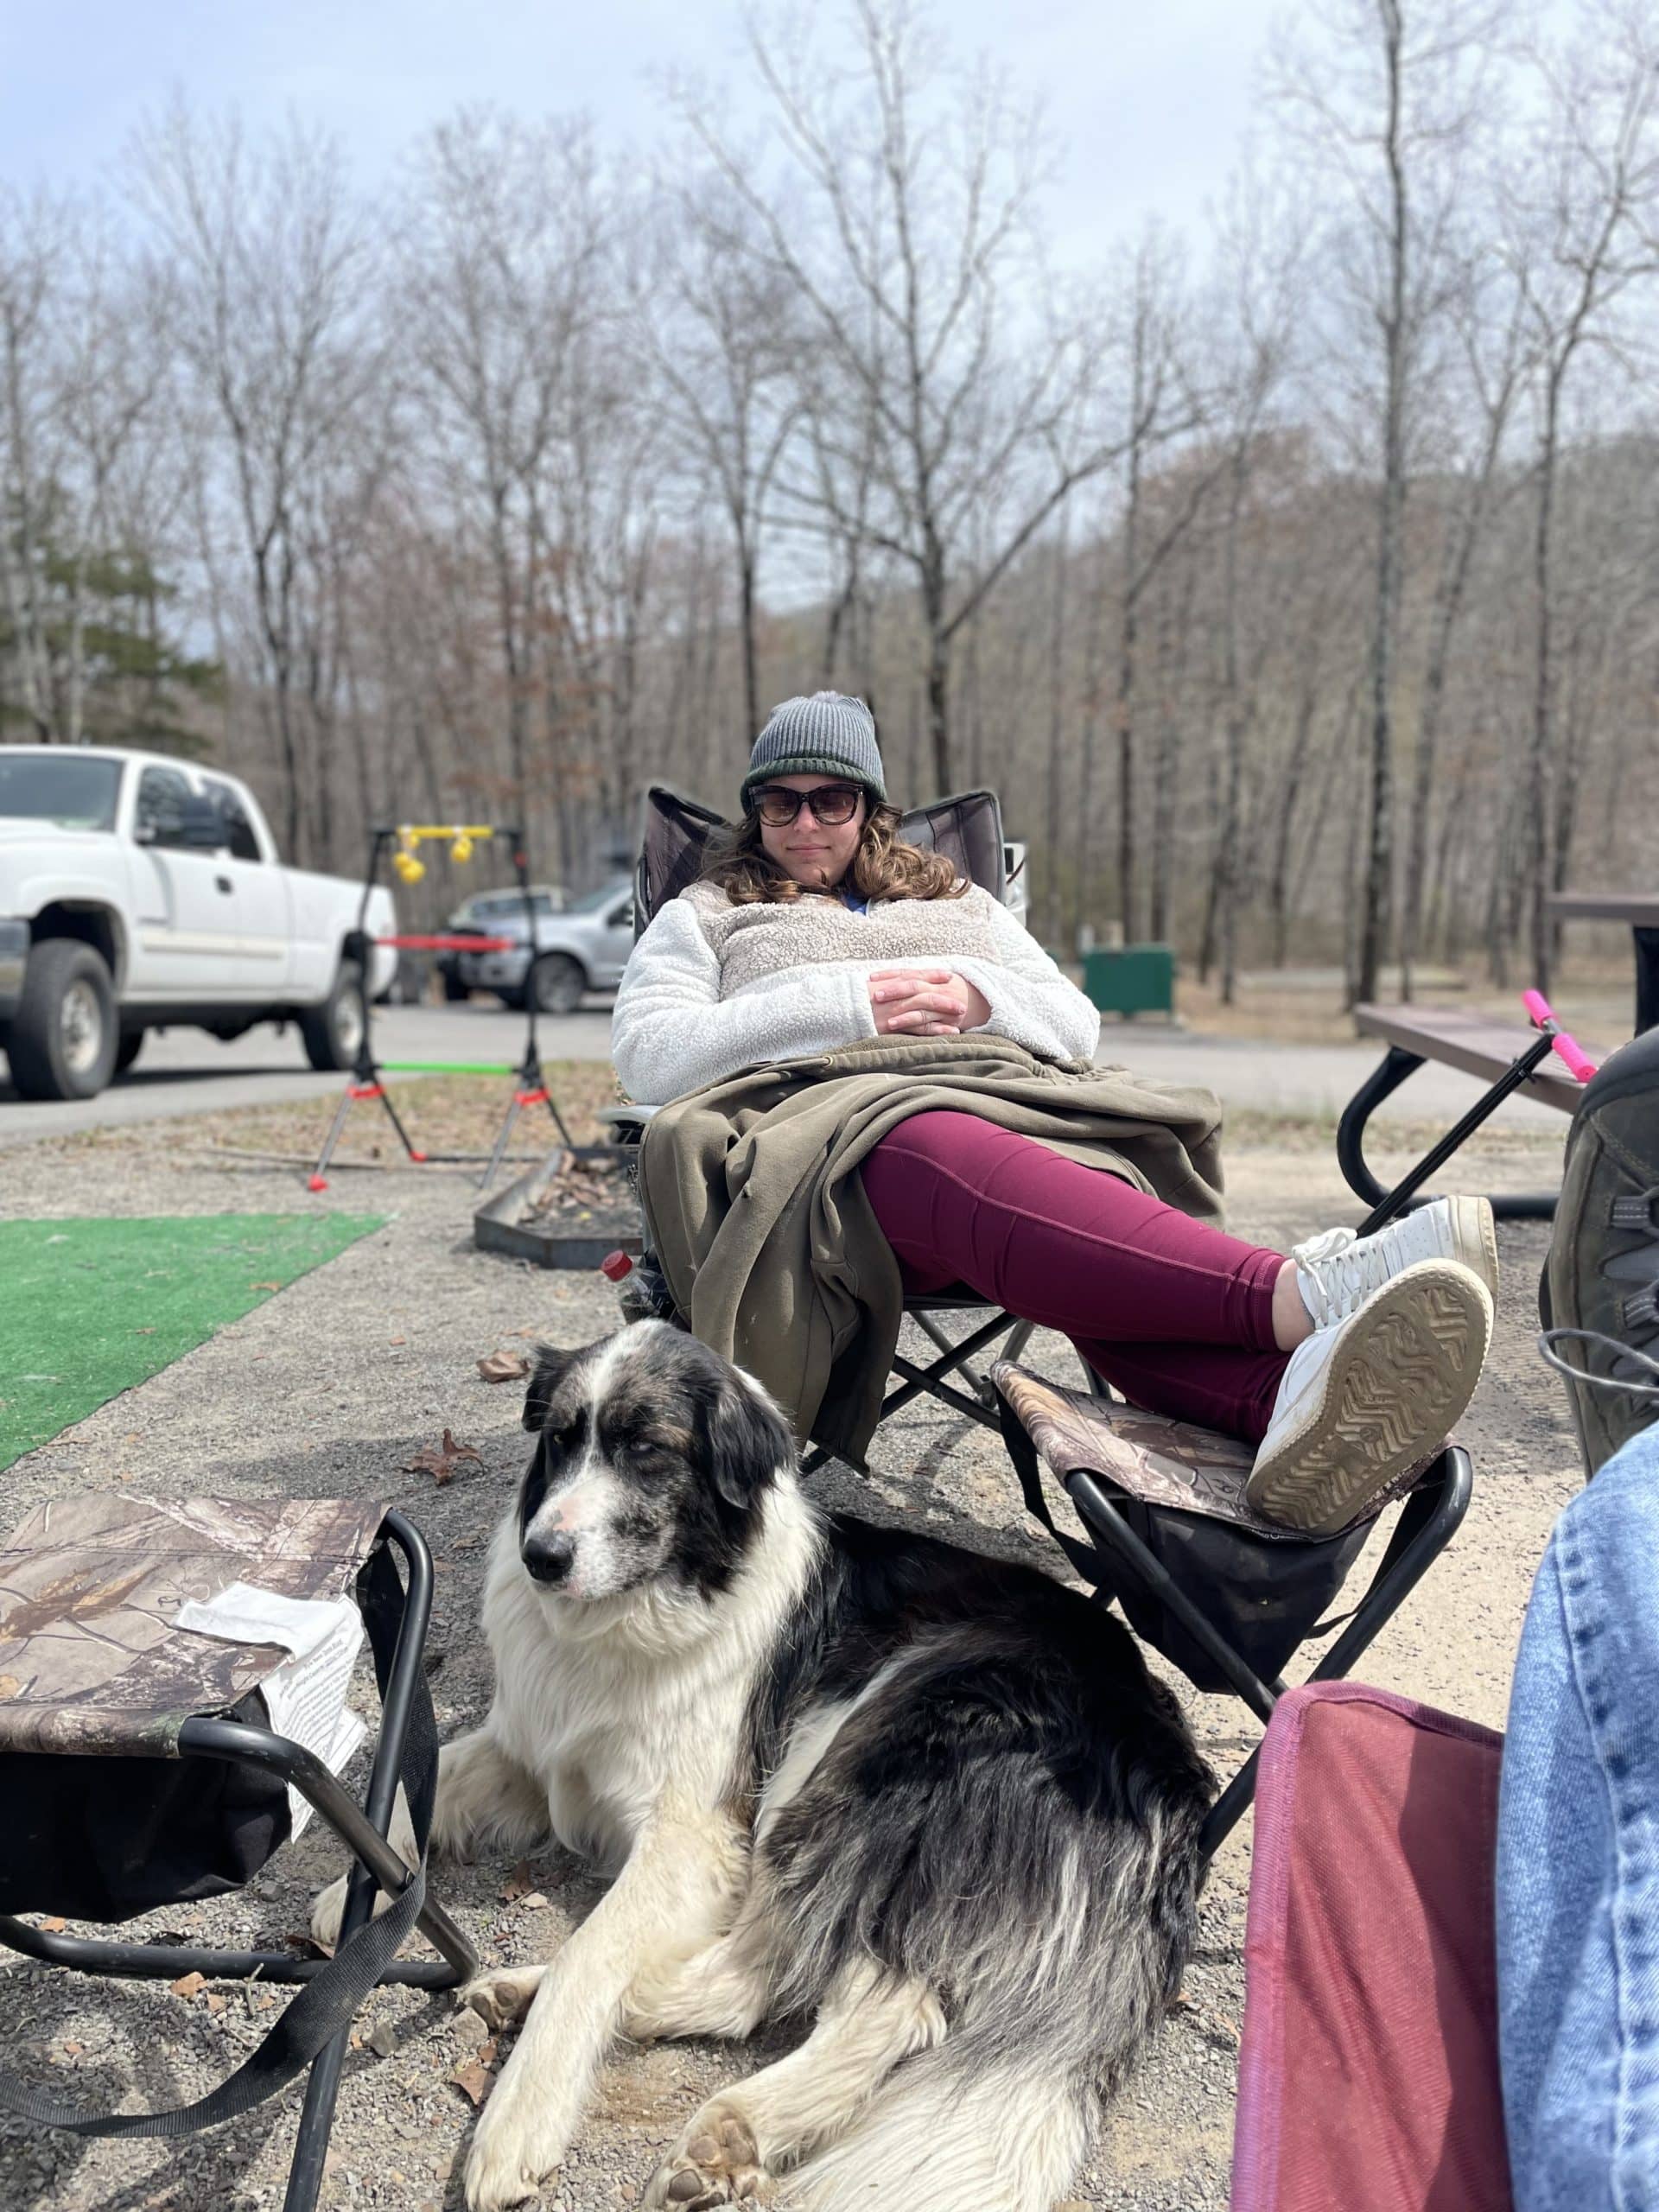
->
[612,880,1101,1107]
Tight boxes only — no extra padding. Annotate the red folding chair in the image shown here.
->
[1231,1681,1511,2212]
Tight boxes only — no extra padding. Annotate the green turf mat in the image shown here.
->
[0,1213,383,1472]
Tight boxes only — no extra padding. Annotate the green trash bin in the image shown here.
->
[1081,944,1175,1019]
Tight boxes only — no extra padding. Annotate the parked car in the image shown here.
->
[458,877,635,1014]
[435,886,564,1001]
[0,747,397,1102]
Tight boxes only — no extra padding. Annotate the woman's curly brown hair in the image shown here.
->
[701,801,967,905]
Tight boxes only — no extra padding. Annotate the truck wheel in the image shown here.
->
[7,939,119,1101]
[442,969,471,1002]
[299,958,366,1071]
[114,1032,145,1076]
[529,954,585,1015]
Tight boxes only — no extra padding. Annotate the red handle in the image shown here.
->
[1522,990,1595,1084]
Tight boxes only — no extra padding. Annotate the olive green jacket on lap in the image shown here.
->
[637,1033,1225,1464]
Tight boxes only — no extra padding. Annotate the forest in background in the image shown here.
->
[5,0,1659,1001]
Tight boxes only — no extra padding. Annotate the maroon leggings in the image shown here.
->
[861,1110,1293,1444]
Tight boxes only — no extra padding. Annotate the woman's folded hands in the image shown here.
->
[868,967,993,1037]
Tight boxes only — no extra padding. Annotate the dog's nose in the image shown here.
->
[521,1531,576,1585]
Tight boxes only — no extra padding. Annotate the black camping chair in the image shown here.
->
[991,1363,1472,1865]
[0,1495,477,2212]
[608,784,1036,1471]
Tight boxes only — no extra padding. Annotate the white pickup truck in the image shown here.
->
[0,747,396,1102]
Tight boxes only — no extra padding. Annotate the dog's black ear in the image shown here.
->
[695,1370,794,1510]
[523,1344,577,1432]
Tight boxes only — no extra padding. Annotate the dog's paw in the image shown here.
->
[462,2075,564,2210]
[462,1966,545,2034]
[644,2107,772,2209]
[309,1869,397,1951]
[309,1872,349,1952]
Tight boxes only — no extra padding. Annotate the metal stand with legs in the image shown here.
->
[308,826,591,1192]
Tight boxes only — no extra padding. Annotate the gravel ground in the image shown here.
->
[0,1107,1580,2212]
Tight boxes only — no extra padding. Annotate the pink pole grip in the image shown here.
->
[1522,988,1595,1082]
[1552,1031,1596,1084]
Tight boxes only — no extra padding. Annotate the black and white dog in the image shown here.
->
[316,1323,1212,2211]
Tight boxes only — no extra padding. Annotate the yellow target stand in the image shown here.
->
[308,823,594,1192]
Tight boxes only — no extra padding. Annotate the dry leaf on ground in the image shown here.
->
[402,1429,484,1484]
[170,1972,207,2000]
[477,1351,531,1384]
[450,2057,496,2107]
[499,1860,538,1903]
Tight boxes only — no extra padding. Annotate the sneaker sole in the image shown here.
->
[1246,1262,1492,1537]
[1446,1195,1500,1306]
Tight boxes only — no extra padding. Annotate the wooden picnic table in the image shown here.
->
[1547,891,1659,1036]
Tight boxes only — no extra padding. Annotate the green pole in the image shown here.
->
[380,1060,521,1077]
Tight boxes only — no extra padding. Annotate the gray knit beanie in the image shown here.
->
[740,691,886,811]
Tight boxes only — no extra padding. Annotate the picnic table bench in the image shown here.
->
[1339,1002,1582,1222]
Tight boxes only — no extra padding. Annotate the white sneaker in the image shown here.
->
[1292,1198,1498,1330]
[1246,1258,1493,1536]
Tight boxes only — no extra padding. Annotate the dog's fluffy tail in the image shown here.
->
[775,2047,1090,2212]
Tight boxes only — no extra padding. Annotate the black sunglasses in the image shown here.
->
[753,783,864,826]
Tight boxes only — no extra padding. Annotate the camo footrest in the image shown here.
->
[991,1363,1432,1541]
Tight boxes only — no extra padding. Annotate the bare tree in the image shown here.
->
[1274,0,1504,1004]
[1399,247,1529,993]
[1506,0,1659,988]
[0,191,70,741]
[397,111,607,820]
[1098,227,1219,943]
[130,101,380,860]
[680,0,1143,791]
[635,178,800,745]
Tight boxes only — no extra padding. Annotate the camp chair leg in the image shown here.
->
[1067,1449,1473,1866]
[1192,1448,1474,1861]
[798,1312,1021,1477]
[1338,1039,1560,1226]
[899,1309,1035,1415]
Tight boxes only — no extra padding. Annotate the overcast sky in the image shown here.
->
[0,0,1287,263]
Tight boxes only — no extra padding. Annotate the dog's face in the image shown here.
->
[516,1323,796,1605]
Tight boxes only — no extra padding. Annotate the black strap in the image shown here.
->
[0,1541,439,2139]
[995,1392,1111,1586]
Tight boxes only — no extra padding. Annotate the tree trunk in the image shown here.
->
[737,534,760,744]
[1401,403,1506,995]
[1043,531,1071,946]
[1148,551,1196,945]
[1525,385,1562,992]
[921,547,951,795]
[1268,677,1320,969]
[1356,0,1407,1010]
[1074,549,1109,948]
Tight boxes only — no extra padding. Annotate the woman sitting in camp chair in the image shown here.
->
[612,691,1497,1536]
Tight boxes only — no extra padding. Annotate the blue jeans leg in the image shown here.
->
[1497,1425,1659,2210]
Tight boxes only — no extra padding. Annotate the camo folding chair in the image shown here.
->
[609,783,1037,1471]
[992,1364,1473,1862]
[0,1494,477,2212]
